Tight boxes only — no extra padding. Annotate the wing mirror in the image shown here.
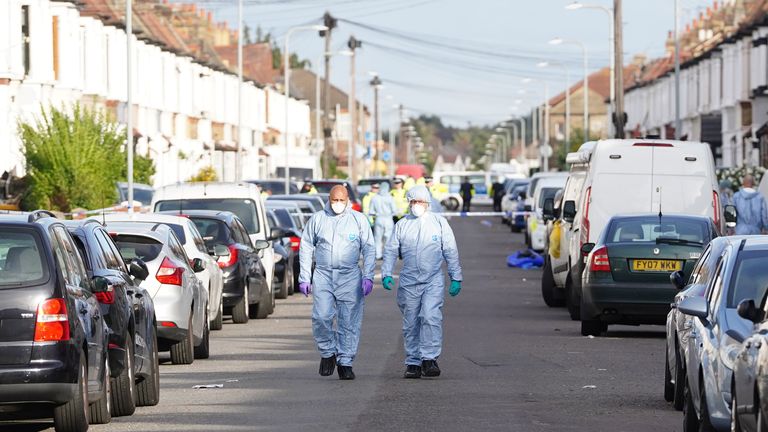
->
[191,258,205,273]
[678,296,709,320]
[254,240,270,251]
[737,299,765,324]
[92,276,111,293]
[269,227,287,241]
[128,259,149,281]
[542,198,555,221]
[580,243,595,255]
[670,270,686,290]
[562,200,577,223]
[523,205,532,212]
[724,205,737,228]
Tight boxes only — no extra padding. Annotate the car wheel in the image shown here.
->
[664,346,674,403]
[136,325,160,406]
[287,266,295,296]
[88,356,111,424]
[211,300,224,331]
[276,272,289,300]
[699,381,717,432]
[194,308,210,359]
[253,284,271,319]
[683,378,700,432]
[580,319,603,337]
[231,284,249,324]
[541,257,565,307]
[170,314,194,365]
[110,333,137,417]
[673,347,686,411]
[53,348,88,432]
[445,197,459,211]
[566,276,581,321]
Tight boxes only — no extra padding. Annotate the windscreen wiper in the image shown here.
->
[656,238,703,247]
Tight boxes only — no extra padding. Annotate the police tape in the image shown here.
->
[441,211,533,217]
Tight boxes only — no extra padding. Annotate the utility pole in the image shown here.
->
[398,104,405,167]
[674,0,681,139]
[347,36,361,183]
[126,0,133,213]
[614,0,625,138]
[370,75,382,175]
[320,12,337,178]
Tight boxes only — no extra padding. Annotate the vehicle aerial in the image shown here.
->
[357,177,392,196]
[65,220,159,416]
[245,179,299,195]
[564,139,721,322]
[151,182,276,309]
[106,222,210,365]
[501,179,530,232]
[269,207,302,289]
[732,289,768,431]
[0,211,111,431]
[664,238,728,412]
[266,210,297,299]
[107,213,225,331]
[308,180,361,211]
[117,182,154,207]
[676,236,768,432]
[432,171,493,207]
[527,176,567,252]
[183,210,272,322]
[540,146,594,307]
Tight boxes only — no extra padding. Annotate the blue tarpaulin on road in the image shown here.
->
[507,250,544,269]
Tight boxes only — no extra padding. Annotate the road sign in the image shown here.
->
[539,144,553,158]
[365,131,374,143]
[382,151,391,162]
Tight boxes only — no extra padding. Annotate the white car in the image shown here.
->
[523,172,569,245]
[151,182,276,317]
[104,213,225,330]
[526,176,567,252]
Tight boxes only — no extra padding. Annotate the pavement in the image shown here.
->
[2,214,681,432]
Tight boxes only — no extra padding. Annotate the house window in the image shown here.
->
[52,16,59,80]
[21,5,30,77]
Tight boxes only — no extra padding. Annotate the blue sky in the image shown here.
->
[191,0,716,127]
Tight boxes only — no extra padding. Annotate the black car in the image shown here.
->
[183,210,270,323]
[0,211,111,431]
[266,210,297,299]
[270,208,302,290]
[65,220,159,414]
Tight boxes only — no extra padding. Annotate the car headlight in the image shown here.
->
[720,334,743,371]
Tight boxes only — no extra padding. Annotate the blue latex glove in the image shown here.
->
[382,276,395,290]
[299,282,312,297]
[449,280,461,297]
[362,279,374,296]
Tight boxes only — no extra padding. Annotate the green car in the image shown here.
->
[580,214,718,336]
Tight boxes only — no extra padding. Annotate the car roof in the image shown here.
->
[171,209,237,222]
[609,213,713,222]
[102,212,193,227]
[103,221,172,242]
[153,182,261,200]
[736,235,768,251]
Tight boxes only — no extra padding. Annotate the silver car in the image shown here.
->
[678,236,768,432]
[107,222,210,365]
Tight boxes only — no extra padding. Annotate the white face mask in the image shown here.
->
[331,202,347,215]
[411,204,427,217]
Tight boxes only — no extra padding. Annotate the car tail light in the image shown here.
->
[352,202,362,212]
[590,246,611,272]
[34,298,70,342]
[289,236,301,252]
[94,284,115,304]
[156,257,185,286]
[579,187,592,254]
[159,321,177,328]
[217,245,239,269]
[712,191,721,228]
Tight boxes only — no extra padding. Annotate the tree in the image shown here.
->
[188,166,218,182]
[19,104,155,212]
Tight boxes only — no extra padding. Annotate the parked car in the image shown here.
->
[152,182,276,314]
[116,182,154,207]
[266,210,296,299]
[309,180,362,211]
[182,210,272,322]
[270,207,302,289]
[106,213,225,331]
[0,211,111,430]
[65,219,159,415]
[732,288,768,431]
[106,222,209,365]
[268,195,320,217]
[565,139,721,322]
[266,200,307,229]
[501,178,529,229]
[245,179,299,195]
[357,177,392,196]
[526,176,567,252]
[664,238,728,412]
[676,236,768,432]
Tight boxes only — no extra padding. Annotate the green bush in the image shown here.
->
[19,104,155,212]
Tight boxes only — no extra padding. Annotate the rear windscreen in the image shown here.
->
[537,187,560,209]
[273,209,295,229]
[606,218,708,244]
[190,218,232,246]
[728,250,768,308]
[165,224,186,244]
[0,229,48,287]
[112,235,163,262]
[156,199,260,235]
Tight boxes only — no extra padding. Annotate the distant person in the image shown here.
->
[301,180,318,194]
[362,183,380,226]
[424,176,443,213]
[719,179,734,207]
[491,179,505,212]
[459,177,474,212]
[732,175,768,235]
[368,182,397,260]
[390,178,409,220]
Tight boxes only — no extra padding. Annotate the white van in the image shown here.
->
[151,182,277,309]
[561,139,720,320]
[523,172,569,246]
[432,171,493,207]
[527,176,567,252]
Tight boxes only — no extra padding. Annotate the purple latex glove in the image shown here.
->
[299,282,312,297]
[362,279,374,296]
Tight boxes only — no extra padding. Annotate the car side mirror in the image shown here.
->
[191,258,205,273]
[523,205,532,212]
[737,299,765,324]
[542,198,555,221]
[581,243,595,255]
[670,270,686,290]
[212,244,230,257]
[562,200,577,223]
[92,276,110,293]
[254,240,270,251]
[269,227,287,241]
[724,205,737,228]
[128,259,149,281]
[678,296,709,320]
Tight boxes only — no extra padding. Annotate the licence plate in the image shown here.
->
[631,259,682,272]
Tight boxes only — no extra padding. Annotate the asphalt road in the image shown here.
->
[3,214,681,432]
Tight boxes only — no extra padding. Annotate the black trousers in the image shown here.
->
[462,199,471,212]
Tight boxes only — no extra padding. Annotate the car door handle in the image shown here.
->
[756,341,763,349]
[746,342,752,349]
[79,307,88,315]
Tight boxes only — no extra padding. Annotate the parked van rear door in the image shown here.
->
[650,143,715,222]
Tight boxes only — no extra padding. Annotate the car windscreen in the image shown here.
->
[111,234,163,263]
[189,218,232,246]
[728,250,768,308]
[273,209,295,229]
[156,199,260,235]
[537,187,560,209]
[606,217,708,245]
[0,229,48,287]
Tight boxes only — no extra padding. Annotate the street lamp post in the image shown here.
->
[284,25,327,193]
[538,61,571,152]
[494,127,512,162]
[505,118,526,159]
[522,79,550,171]
[369,75,383,174]
[550,37,589,140]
